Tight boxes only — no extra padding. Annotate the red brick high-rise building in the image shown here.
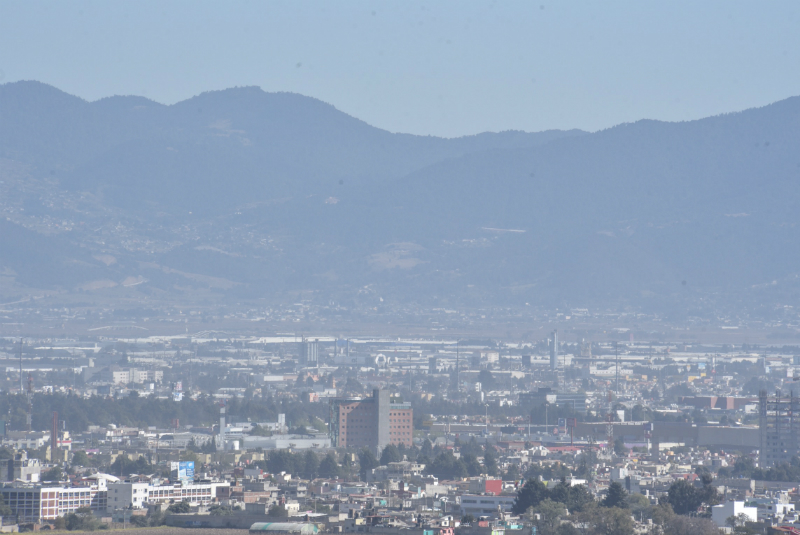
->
[330,389,413,450]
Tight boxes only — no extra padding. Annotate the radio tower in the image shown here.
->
[18,339,24,394]
[456,340,460,396]
[26,374,33,432]
[606,390,614,454]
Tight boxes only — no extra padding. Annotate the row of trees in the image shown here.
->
[513,480,720,535]
[264,440,501,482]
[516,476,721,516]
[718,455,800,482]
[0,392,328,433]
[263,450,342,479]
[422,449,498,479]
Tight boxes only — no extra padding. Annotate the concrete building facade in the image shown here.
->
[330,389,413,450]
[758,390,800,467]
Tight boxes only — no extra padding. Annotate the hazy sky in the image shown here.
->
[2,1,800,137]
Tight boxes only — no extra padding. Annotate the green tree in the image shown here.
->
[420,439,433,458]
[209,504,234,516]
[71,450,94,467]
[425,451,469,479]
[267,449,298,475]
[601,482,628,508]
[358,448,380,479]
[664,515,721,535]
[648,501,677,530]
[547,481,595,513]
[527,499,567,535]
[667,479,699,515]
[268,505,288,519]
[483,448,499,476]
[167,501,192,514]
[625,493,650,518]
[725,512,762,535]
[42,466,64,482]
[380,444,403,465]
[460,436,483,458]
[504,464,521,481]
[302,450,319,479]
[130,515,149,527]
[318,453,341,478]
[461,453,483,477]
[613,438,629,456]
[512,479,549,514]
[666,477,719,516]
[64,507,105,531]
[732,456,755,477]
[108,455,153,477]
[583,506,635,535]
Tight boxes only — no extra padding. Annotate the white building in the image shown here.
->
[100,367,164,384]
[242,434,331,450]
[1,478,110,522]
[459,494,515,518]
[106,480,230,511]
[754,499,795,522]
[1,431,51,450]
[712,501,758,527]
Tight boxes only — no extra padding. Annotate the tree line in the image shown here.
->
[0,392,327,432]
[512,478,721,535]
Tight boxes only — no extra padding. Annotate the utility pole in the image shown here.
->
[456,340,460,396]
[18,338,24,394]
[606,390,614,454]
[27,374,33,432]
[51,412,58,463]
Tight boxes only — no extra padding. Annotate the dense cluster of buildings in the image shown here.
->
[0,334,799,532]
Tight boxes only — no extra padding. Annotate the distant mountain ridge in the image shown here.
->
[0,81,584,211]
[1,81,799,315]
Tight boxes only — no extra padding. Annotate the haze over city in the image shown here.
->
[1,2,800,535]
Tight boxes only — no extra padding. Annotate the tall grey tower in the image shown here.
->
[301,339,319,366]
[549,330,558,370]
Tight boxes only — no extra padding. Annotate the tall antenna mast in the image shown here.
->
[18,338,24,394]
[27,373,33,432]
[615,342,620,394]
[456,340,460,395]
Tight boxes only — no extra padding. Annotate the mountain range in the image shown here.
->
[1,80,799,315]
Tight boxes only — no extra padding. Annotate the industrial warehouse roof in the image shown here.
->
[249,523,319,535]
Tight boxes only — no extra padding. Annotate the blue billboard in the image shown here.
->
[171,461,195,482]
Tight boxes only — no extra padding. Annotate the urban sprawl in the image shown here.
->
[0,333,797,535]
